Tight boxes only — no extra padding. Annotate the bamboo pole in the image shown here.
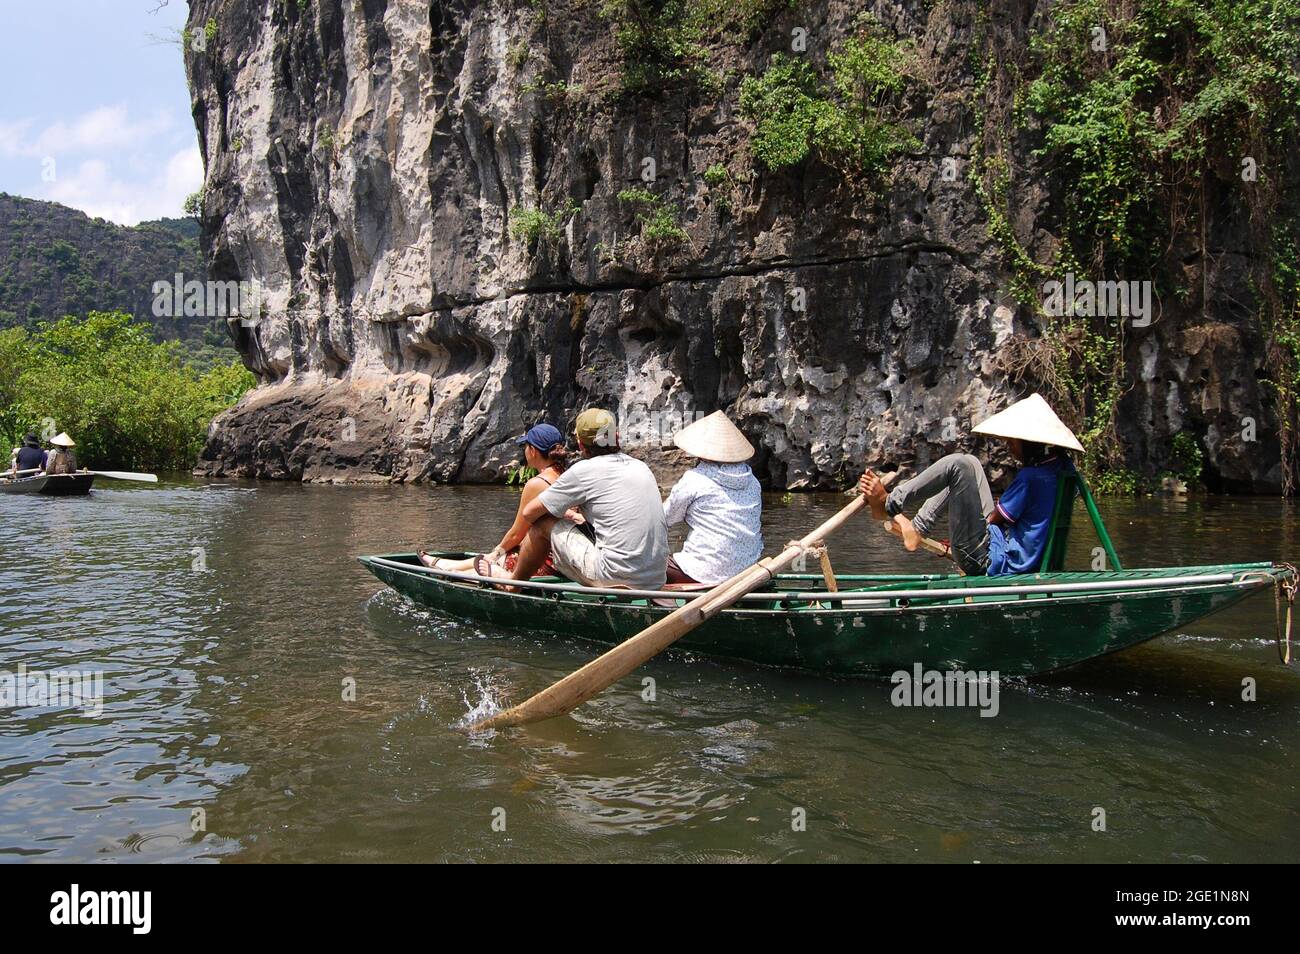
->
[472,486,881,731]
[813,543,839,593]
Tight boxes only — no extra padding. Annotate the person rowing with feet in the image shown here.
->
[44,433,78,475]
[858,394,1083,577]
[502,408,668,590]
[419,423,571,576]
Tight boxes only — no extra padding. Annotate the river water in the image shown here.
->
[1,478,1297,863]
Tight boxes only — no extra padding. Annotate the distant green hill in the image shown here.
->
[0,193,235,368]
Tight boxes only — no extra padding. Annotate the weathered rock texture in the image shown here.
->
[185,0,1288,490]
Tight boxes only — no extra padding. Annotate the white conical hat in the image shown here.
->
[50,432,76,447]
[972,394,1083,452]
[673,410,755,463]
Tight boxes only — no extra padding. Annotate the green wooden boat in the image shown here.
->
[359,554,1292,676]
[358,471,1297,676]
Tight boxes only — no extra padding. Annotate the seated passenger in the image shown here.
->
[662,411,764,585]
[419,423,569,577]
[858,394,1081,576]
[10,432,48,476]
[508,408,668,589]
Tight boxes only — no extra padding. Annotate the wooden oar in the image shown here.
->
[90,471,158,483]
[471,475,893,731]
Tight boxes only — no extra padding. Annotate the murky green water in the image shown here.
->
[1,479,1297,862]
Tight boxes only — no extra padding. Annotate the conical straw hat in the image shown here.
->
[673,410,755,463]
[50,432,76,448]
[972,394,1084,452]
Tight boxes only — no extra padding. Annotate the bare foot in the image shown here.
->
[893,514,922,552]
[857,469,889,521]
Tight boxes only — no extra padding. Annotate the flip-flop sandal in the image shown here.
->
[473,554,496,579]
[418,549,448,569]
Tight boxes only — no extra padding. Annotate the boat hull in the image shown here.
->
[0,473,95,496]
[359,554,1286,677]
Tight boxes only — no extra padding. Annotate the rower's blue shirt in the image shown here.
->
[987,456,1070,576]
[15,446,47,471]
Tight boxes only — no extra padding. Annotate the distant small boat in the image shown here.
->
[0,473,95,496]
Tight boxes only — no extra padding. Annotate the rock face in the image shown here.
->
[185,0,1288,491]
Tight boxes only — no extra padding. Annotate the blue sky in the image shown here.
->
[0,1,199,225]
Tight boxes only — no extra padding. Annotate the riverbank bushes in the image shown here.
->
[0,311,254,470]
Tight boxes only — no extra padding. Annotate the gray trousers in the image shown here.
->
[885,454,994,575]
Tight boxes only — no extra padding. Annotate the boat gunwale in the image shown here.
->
[358,554,1285,612]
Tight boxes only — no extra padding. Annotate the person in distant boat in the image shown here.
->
[505,408,668,589]
[419,423,570,576]
[9,432,48,476]
[43,433,79,476]
[662,411,764,585]
[858,394,1081,577]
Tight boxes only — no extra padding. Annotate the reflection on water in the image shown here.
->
[0,479,1297,862]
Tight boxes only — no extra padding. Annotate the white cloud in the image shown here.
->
[41,145,202,225]
[0,118,36,158]
[0,104,176,159]
[0,101,203,224]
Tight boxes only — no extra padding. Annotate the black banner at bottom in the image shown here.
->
[0,863,1274,939]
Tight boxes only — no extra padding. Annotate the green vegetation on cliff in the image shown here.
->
[599,0,709,93]
[508,199,581,249]
[617,188,688,247]
[975,0,1300,491]
[739,28,917,184]
[0,312,254,470]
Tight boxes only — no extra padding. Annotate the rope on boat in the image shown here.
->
[1276,564,1296,665]
[1240,564,1298,665]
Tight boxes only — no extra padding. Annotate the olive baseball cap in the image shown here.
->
[574,408,617,447]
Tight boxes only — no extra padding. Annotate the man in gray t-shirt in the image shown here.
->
[509,409,668,589]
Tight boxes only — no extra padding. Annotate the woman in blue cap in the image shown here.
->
[419,423,570,575]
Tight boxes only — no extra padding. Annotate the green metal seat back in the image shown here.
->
[1037,466,1122,573]
[1040,471,1080,572]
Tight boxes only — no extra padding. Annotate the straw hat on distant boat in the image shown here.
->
[49,433,76,447]
[972,394,1084,453]
[673,411,755,463]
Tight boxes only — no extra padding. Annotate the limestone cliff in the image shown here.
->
[183,0,1295,491]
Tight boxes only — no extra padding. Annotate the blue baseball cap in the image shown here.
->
[516,423,564,453]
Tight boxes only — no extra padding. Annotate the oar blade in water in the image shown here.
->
[91,471,159,482]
